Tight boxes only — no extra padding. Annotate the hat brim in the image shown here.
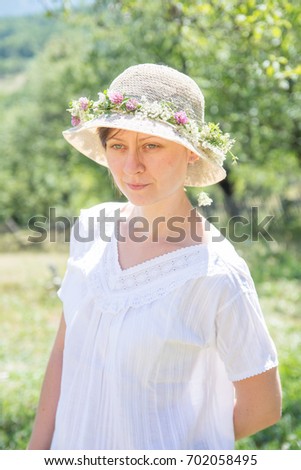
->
[63,114,226,187]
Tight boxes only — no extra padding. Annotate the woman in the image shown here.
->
[28,64,281,450]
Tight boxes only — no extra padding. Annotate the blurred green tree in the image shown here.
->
[1,0,300,237]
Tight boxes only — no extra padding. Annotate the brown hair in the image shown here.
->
[97,127,111,148]
[96,127,123,196]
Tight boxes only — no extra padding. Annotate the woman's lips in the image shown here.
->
[126,183,150,190]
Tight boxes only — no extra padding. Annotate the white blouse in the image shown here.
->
[51,201,278,450]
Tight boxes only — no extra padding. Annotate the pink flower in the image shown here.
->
[79,97,89,110]
[174,111,189,125]
[71,116,81,126]
[108,91,124,105]
[125,98,139,111]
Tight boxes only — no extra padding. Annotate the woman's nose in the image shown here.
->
[123,147,145,175]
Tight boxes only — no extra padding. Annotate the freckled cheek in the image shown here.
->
[106,157,122,174]
[165,156,176,168]
[162,154,188,174]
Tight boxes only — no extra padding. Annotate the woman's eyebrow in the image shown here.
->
[106,136,124,142]
[139,136,162,141]
[107,135,161,142]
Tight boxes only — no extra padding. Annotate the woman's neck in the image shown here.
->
[122,192,206,244]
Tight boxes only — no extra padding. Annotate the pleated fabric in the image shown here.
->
[51,202,278,450]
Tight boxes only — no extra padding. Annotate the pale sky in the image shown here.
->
[0,0,91,17]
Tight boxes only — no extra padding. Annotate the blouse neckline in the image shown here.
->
[112,227,211,275]
[110,201,214,274]
[77,201,228,310]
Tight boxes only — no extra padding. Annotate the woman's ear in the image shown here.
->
[188,151,199,164]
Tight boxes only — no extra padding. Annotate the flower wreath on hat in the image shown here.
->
[67,90,237,206]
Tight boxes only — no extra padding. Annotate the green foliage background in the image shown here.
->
[0,0,300,451]
[1,0,301,230]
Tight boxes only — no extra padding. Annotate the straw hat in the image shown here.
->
[63,64,235,187]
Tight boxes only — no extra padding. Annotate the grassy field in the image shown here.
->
[0,241,300,450]
[0,248,68,450]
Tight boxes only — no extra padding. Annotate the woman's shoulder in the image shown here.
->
[76,200,126,230]
[69,200,126,257]
[207,228,255,294]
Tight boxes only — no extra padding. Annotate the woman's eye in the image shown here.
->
[145,143,159,149]
[111,144,124,150]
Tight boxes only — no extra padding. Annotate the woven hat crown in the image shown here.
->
[63,63,234,187]
[109,64,205,123]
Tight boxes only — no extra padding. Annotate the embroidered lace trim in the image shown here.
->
[70,203,215,314]
[109,230,209,291]
[85,230,210,314]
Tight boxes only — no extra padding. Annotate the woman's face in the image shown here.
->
[104,129,197,207]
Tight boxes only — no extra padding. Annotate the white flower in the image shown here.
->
[97,92,106,103]
[69,100,82,116]
[179,124,200,147]
[143,101,163,119]
[160,107,173,121]
[93,100,105,112]
[67,90,236,165]
[201,142,225,166]
[197,192,213,207]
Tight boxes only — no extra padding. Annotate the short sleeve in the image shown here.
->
[57,215,90,324]
[56,201,119,324]
[216,288,278,382]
